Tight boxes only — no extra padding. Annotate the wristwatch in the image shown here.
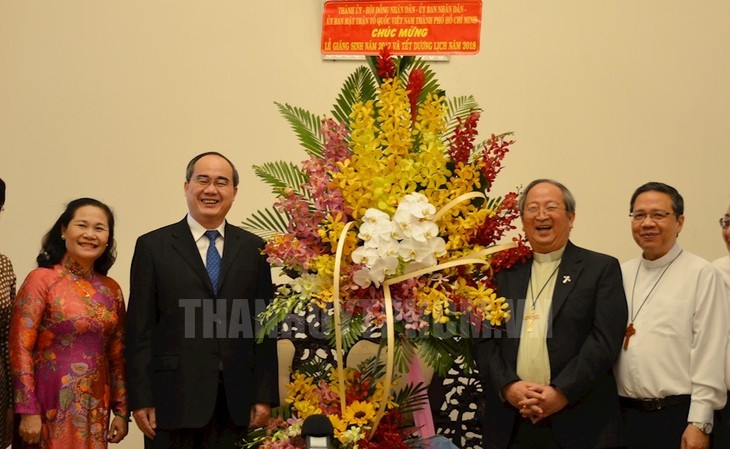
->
[689,422,713,434]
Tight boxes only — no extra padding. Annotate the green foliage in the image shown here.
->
[416,334,471,377]
[275,102,325,158]
[241,161,312,240]
[445,95,481,138]
[325,311,365,353]
[240,207,289,240]
[255,294,301,343]
[253,160,310,199]
[391,332,418,374]
[296,357,335,384]
[331,66,378,125]
[392,382,429,415]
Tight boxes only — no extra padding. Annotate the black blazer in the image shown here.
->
[475,241,627,449]
[125,218,279,429]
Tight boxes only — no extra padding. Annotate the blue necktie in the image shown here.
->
[204,230,221,295]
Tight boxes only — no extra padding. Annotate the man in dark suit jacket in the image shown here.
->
[126,152,279,448]
[475,179,627,449]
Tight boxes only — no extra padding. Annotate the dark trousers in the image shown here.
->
[713,398,730,449]
[620,397,691,449]
[145,380,247,449]
[508,417,561,449]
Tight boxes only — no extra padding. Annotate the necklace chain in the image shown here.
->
[65,267,94,298]
[630,250,683,322]
[529,262,561,309]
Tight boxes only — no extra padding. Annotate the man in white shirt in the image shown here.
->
[615,182,727,449]
[712,204,730,448]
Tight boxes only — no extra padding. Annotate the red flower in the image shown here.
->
[376,46,397,80]
[362,410,412,449]
[406,68,425,124]
[448,111,480,164]
[481,133,515,192]
[490,235,533,273]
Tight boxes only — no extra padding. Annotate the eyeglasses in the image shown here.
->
[523,205,565,216]
[720,217,730,229]
[192,175,231,188]
[629,210,675,222]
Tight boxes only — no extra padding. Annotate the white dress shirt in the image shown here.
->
[187,214,225,267]
[712,255,730,390]
[615,244,728,424]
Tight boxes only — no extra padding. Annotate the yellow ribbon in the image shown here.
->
[330,192,516,436]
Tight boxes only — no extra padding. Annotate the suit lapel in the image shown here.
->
[219,222,244,287]
[507,261,532,338]
[551,241,582,318]
[170,218,215,294]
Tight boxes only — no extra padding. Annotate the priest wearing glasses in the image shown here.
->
[475,179,627,449]
[614,182,727,449]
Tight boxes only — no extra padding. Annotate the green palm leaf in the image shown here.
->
[392,382,430,415]
[275,102,325,158]
[253,160,310,199]
[445,95,481,138]
[241,207,290,240]
[416,334,463,377]
[331,66,378,125]
[325,311,365,352]
[296,358,334,383]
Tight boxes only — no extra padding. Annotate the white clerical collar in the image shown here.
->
[641,243,682,269]
[533,245,566,264]
[186,214,226,242]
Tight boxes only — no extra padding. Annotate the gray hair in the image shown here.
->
[518,179,576,215]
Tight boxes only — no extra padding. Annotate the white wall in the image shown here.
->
[1,1,729,447]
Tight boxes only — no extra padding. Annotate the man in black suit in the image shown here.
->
[475,179,627,449]
[125,152,279,448]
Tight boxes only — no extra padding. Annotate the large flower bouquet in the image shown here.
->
[242,357,428,449]
[243,50,530,376]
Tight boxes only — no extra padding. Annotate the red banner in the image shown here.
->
[322,0,482,56]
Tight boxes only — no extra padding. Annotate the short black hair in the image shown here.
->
[185,151,239,187]
[629,182,684,216]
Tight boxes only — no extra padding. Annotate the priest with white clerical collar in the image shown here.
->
[475,179,627,449]
[615,182,728,449]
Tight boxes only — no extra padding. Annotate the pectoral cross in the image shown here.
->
[623,323,636,350]
[524,308,539,333]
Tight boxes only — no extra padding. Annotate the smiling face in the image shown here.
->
[62,205,110,271]
[184,154,238,229]
[521,182,575,254]
[630,190,684,261]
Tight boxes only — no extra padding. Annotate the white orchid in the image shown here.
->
[393,193,439,242]
[352,193,445,288]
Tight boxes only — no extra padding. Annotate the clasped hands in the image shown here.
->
[502,381,568,423]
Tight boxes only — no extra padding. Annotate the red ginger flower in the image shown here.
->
[376,46,397,80]
[406,68,425,124]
